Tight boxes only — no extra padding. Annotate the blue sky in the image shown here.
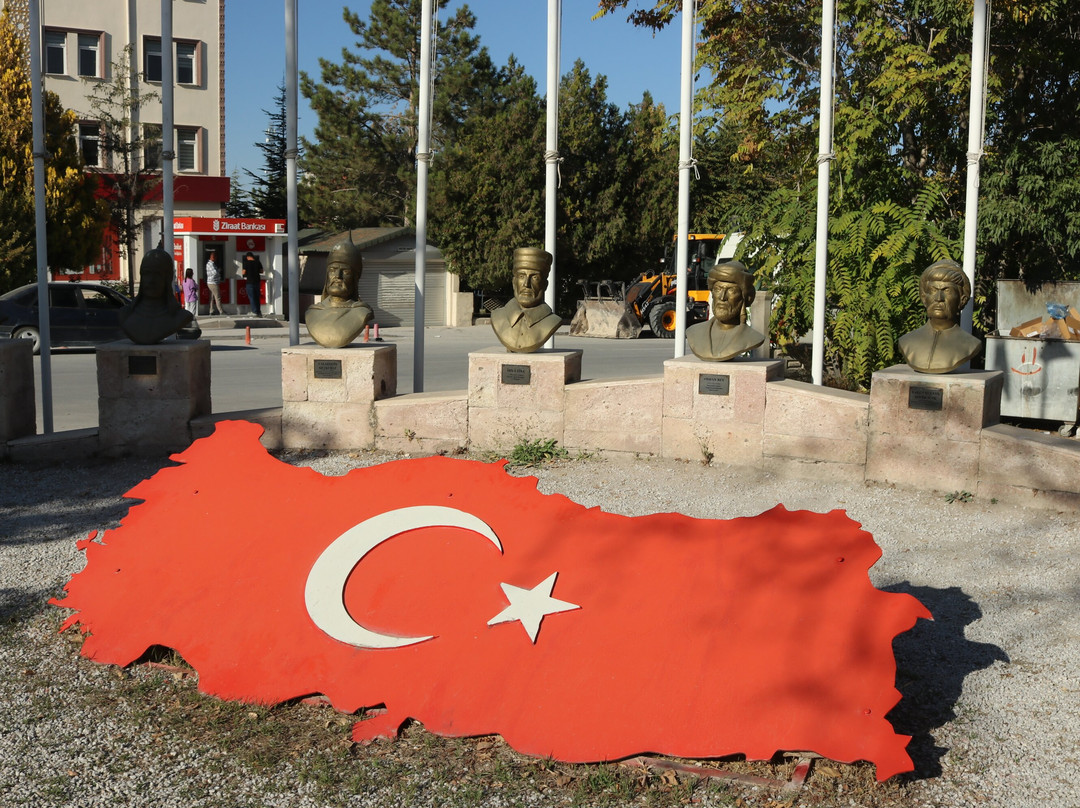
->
[224,1,685,182]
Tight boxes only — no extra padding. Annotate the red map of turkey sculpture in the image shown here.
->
[54,421,930,780]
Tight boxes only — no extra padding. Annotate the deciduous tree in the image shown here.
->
[82,45,163,295]
[600,0,1080,387]
[0,10,105,293]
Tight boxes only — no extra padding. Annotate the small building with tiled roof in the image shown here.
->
[298,227,471,328]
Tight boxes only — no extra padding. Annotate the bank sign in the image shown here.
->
[173,217,287,235]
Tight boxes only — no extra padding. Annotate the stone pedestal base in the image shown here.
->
[662,357,784,466]
[865,365,1003,492]
[468,348,582,452]
[281,343,397,450]
[97,340,212,455]
[0,340,35,452]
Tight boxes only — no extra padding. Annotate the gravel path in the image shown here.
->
[2,449,1077,807]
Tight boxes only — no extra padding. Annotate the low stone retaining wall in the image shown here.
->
[5,341,1079,510]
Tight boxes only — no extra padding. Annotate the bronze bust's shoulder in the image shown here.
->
[685,260,765,362]
[491,248,562,353]
[305,237,374,349]
[898,260,982,374]
[119,248,194,345]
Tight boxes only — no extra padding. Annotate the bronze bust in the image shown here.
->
[898,260,982,374]
[686,260,765,361]
[118,248,195,344]
[491,248,562,353]
[305,238,374,349]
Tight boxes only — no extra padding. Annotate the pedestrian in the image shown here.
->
[241,251,263,317]
[182,267,199,318]
[205,251,224,315]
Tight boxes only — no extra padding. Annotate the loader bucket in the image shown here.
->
[569,299,643,339]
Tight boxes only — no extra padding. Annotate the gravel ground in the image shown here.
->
[1,448,1078,807]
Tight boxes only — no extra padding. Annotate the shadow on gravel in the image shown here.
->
[0,458,171,548]
[885,583,1008,781]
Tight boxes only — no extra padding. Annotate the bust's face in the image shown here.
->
[921,279,962,326]
[711,280,744,325]
[326,261,358,301]
[513,267,546,309]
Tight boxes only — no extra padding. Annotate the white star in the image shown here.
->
[487,572,580,643]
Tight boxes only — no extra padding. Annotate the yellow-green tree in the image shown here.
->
[599,0,1080,389]
[0,10,105,293]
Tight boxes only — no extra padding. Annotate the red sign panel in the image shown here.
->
[53,422,929,781]
[174,217,286,235]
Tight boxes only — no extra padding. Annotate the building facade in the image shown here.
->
[1,0,228,283]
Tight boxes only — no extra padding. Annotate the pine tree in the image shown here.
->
[299,0,496,230]
[244,83,291,220]
[431,58,545,291]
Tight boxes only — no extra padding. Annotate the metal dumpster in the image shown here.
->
[986,280,1080,434]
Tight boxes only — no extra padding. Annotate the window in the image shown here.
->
[81,288,122,310]
[44,31,66,75]
[177,128,198,171]
[144,37,162,82]
[144,38,200,85]
[50,286,81,308]
[79,123,101,167]
[77,33,100,78]
[143,124,162,169]
[176,42,196,84]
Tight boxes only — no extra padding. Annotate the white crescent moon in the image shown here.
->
[305,505,502,649]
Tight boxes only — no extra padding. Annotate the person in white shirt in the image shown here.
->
[205,252,225,315]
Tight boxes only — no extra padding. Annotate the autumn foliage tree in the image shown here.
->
[0,10,105,293]
[600,0,1080,388]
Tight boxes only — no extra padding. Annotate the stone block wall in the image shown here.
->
[11,339,1080,512]
[0,340,36,457]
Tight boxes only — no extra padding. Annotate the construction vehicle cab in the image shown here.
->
[570,233,743,339]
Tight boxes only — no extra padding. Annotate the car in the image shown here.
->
[0,281,132,355]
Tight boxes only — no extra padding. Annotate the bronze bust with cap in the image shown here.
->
[685,260,765,362]
[898,259,982,374]
[491,248,563,353]
[305,237,374,349]
[118,248,195,344]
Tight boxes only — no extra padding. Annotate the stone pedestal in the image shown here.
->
[865,365,1003,492]
[97,340,212,455]
[662,357,784,466]
[0,340,36,453]
[468,348,582,452]
[281,343,396,450]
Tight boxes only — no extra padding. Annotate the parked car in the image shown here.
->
[0,282,131,355]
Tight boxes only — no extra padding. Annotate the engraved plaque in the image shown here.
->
[908,385,943,411]
[313,359,343,380]
[698,374,730,396]
[501,364,532,385]
[128,355,157,376]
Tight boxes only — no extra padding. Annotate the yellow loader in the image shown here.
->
[570,234,739,338]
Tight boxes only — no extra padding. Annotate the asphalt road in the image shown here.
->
[31,325,683,433]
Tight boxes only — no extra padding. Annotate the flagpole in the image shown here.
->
[285,0,300,345]
[29,0,53,433]
[961,0,988,334]
[414,0,434,392]
[543,0,561,348]
[811,0,837,386]
[673,0,695,357]
[161,0,175,274]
